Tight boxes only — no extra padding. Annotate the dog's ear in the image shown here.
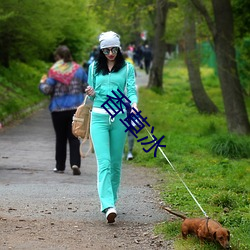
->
[227,230,230,240]
[213,231,217,240]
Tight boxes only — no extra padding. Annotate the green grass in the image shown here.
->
[130,58,250,250]
[0,60,50,123]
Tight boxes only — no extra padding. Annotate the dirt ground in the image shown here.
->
[0,77,174,249]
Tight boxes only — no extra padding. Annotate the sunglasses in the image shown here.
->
[102,47,119,55]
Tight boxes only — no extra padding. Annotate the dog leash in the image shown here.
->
[144,127,209,218]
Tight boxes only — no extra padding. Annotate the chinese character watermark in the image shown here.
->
[102,89,166,157]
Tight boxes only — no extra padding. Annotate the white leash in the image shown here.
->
[144,127,209,218]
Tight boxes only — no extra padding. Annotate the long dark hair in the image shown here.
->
[95,48,126,75]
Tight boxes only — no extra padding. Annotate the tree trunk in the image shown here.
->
[212,0,250,134]
[147,0,169,89]
[191,0,250,134]
[184,4,218,114]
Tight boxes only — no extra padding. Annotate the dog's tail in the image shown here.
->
[162,206,187,220]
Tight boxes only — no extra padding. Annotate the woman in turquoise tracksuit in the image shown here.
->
[86,31,138,223]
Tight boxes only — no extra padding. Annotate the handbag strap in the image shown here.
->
[79,136,94,158]
[83,94,88,105]
[79,114,93,158]
[79,101,93,158]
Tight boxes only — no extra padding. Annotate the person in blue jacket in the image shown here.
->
[85,31,138,223]
[39,45,88,175]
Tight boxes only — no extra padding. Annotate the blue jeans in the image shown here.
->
[90,111,127,212]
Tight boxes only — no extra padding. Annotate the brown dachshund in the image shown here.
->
[162,207,231,249]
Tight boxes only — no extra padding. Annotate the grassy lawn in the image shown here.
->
[129,58,250,250]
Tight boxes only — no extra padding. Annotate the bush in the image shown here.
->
[210,135,250,159]
[210,191,237,209]
[0,60,49,123]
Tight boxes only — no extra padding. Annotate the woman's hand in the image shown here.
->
[85,86,96,97]
[131,103,138,113]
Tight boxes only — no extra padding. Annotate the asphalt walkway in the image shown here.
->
[0,69,172,249]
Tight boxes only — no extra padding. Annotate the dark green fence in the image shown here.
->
[199,39,250,95]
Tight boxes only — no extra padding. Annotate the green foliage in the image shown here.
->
[165,3,184,44]
[232,0,250,39]
[210,191,238,209]
[92,0,155,45]
[0,0,100,66]
[164,0,213,45]
[236,37,250,95]
[154,221,181,240]
[0,60,49,122]
[210,135,250,159]
[130,58,250,249]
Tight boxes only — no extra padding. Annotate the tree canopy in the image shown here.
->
[0,0,99,66]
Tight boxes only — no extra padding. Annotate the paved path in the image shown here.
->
[0,71,173,249]
[0,106,164,224]
[135,68,149,87]
[0,68,152,222]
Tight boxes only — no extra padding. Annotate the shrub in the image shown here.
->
[210,135,250,159]
[210,191,237,209]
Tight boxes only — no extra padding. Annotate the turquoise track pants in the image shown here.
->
[90,111,127,212]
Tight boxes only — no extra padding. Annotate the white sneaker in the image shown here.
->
[105,207,117,223]
[53,168,64,173]
[127,152,133,160]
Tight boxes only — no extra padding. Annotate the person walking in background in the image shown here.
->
[123,51,137,160]
[88,46,99,64]
[124,102,137,160]
[85,46,100,72]
[85,31,138,223]
[134,44,144,69]
[39,45,88,175]
[143,44,152,74]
